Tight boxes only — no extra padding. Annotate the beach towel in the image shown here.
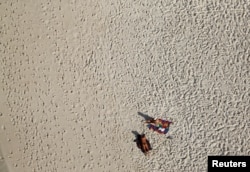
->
[147,124,169,134]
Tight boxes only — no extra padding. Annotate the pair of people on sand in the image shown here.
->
[135,116,173,155]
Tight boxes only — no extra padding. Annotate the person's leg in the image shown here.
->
[146,140,152,150]
[147,124,157,130]
[164,128,169,134]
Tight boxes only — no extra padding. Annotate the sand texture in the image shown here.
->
[0,0,250,171]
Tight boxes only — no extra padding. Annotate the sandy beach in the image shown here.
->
[0,0,249,171]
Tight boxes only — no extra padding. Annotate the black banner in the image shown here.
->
[208,156,250,172]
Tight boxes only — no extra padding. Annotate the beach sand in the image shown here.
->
[0,0,249,171]
[0,148,9,172]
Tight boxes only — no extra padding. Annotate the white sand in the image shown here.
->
[0,0,249,171]
[0,148,9,172]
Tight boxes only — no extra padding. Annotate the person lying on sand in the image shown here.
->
[145,118,173,135]
[147,124,169,134]
[145,118,173,128]
[134,134,152,155]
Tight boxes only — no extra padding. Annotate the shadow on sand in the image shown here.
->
[132,130,140,138]
[132,130,141,148]
[137,112,154,121]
